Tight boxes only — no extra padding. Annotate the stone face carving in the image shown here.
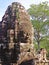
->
[0,2,34,65]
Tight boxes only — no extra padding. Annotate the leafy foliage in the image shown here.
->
[28,1,49,57]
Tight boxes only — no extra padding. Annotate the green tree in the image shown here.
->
[28,1,49,50]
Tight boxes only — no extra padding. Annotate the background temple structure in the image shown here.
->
[0,2,34,65]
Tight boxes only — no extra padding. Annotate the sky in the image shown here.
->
[0,0,49,21]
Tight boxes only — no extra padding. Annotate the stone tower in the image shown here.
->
[0,2,34,65]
